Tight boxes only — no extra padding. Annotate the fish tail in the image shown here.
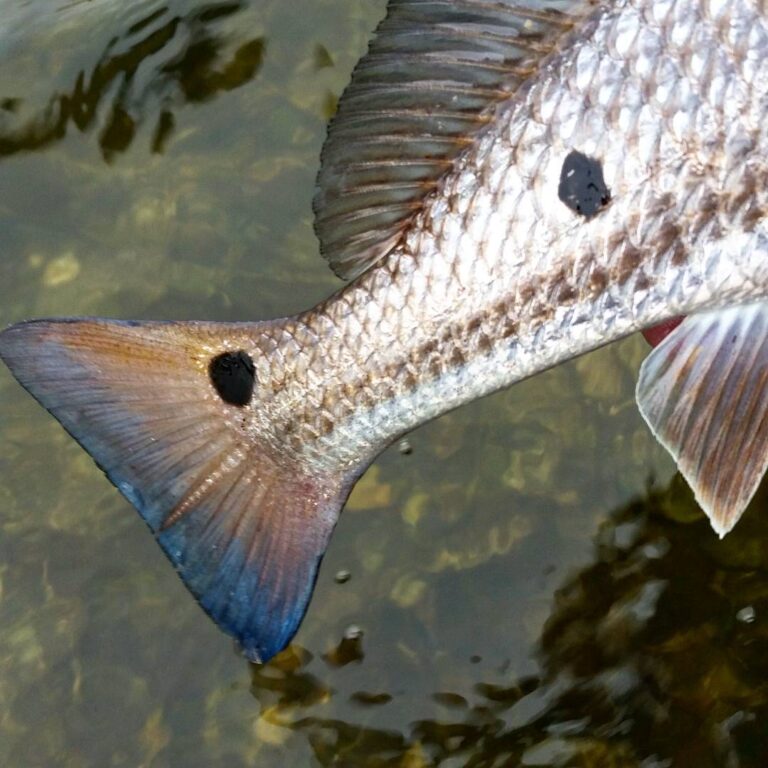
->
[0,317,358,662]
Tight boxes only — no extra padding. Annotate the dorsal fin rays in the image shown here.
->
[314,0,596,280]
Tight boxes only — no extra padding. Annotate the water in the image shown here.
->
[0,1,767,765]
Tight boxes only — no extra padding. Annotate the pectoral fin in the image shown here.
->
[636,303,768,537]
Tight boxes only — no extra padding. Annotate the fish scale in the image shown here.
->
[283,0,768,469]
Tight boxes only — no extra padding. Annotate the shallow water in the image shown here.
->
[0,1,767,766]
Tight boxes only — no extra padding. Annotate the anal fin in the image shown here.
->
[636,303,768,537]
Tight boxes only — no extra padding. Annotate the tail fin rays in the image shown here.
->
[0,319,352,662]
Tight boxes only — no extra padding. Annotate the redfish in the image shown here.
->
[1,0,768,662]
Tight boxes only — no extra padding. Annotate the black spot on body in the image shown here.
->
[209,350,255,406]
[558,150,611,217]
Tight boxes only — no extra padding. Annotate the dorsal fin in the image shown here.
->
[313,0,597,280]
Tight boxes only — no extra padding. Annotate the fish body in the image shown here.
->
[295,0,768,469]
[1,0,767,661]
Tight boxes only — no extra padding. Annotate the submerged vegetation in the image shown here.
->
[0,0,766,765]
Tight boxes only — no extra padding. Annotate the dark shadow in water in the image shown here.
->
[250,476,768,767]
[0,2,265,162]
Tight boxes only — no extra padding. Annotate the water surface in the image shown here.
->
[1,1,767,766]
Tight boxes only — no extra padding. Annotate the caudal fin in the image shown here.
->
[0,318,356,662]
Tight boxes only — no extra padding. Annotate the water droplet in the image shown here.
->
[398,438,412,455]
[334,569,351,584]
[344,624,363,640]
[737,606,756,623]
[324,625,365,667]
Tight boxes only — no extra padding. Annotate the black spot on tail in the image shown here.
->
[558,150,611,217]
[209,350,255,406]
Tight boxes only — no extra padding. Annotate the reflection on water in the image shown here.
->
[0,2,265,161]
[0,1,767,766]
[250,477,768,767]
